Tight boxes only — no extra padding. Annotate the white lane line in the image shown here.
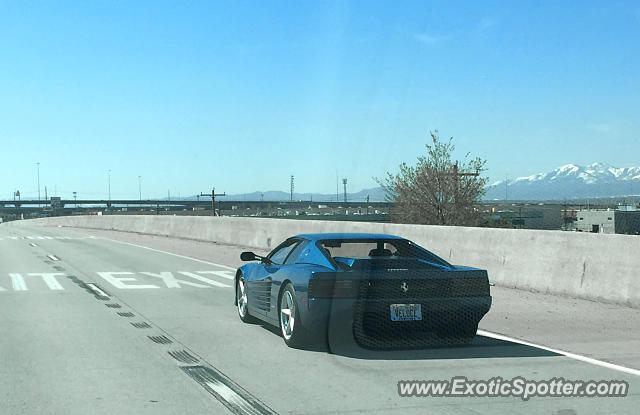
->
[47,254,60,261]
[96,237,237,270]
[85,283,110,298]
[9,273,27,291]
[478,329,640,377]
[29,242,38,247]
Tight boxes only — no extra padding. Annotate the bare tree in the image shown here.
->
[377,131,488,225]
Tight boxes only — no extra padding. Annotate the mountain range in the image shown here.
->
[484,162,640,200]
[190,187,389,203]
[186,162,640,202]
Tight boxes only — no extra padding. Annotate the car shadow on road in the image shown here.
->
[325,334,560,360]
[256,322,559,360]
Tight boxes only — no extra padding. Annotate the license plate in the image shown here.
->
[390,303,422,321]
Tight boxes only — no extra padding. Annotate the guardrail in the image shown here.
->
[16,215,640,308]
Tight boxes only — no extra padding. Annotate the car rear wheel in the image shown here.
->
[236,275,256,323]
[279,283,307,348]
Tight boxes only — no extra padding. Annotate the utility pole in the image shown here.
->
[45,186,47,201]
[108,169,111,203]
[446,162,480,204]
[138,176,142,202]
[342,178,347,203]
[73,191,77,208]
[200,187,226,216]
[366,195,370,214]
[290,175,294,202]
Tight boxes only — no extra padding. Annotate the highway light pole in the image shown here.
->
[138,176,142,202]
[108,169,111,203]
[37,162,40,207]
[342,178,347,203]
[290,175,294,202]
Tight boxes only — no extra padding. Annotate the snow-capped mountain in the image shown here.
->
[484,162,640,200]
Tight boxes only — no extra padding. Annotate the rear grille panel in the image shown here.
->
[351,273,489,349]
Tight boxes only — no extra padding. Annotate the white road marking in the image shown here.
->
[85,283,110,298]
[47,254,60,261]
[0,284,6,291]
[140,271,209,288]
[95,237,236,270]
[29,273,65,290]
[97,272,160,289]
[197,270,235,280]
[478,329,640,377]
[9,273,27,291]
[29,242,38,247]
[178,271,231,288]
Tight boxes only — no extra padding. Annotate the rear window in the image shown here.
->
[318,239,451,268]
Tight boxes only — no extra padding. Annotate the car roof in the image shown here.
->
[294,233,405,241]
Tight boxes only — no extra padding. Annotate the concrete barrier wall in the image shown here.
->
[18,215,640,307]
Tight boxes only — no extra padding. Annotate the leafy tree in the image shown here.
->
[377,131,488,225]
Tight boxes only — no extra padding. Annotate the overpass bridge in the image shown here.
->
[0,199,211,208]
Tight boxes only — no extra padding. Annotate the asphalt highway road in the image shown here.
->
[1,221,639,414]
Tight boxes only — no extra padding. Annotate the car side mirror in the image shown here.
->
[240,251,257,261]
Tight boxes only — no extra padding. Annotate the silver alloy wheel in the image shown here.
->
[280,290,295,340]
[237,277,248,317]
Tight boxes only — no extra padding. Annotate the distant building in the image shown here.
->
[489,209,544,229]
[575,206,640,234]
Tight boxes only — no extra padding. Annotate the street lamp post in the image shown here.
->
[108,169,111,203]
[37,162,40,207]
[73,192,77,208]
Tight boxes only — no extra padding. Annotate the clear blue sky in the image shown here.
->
[1,1,638,200]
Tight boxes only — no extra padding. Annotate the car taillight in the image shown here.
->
[308,279,358,298]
